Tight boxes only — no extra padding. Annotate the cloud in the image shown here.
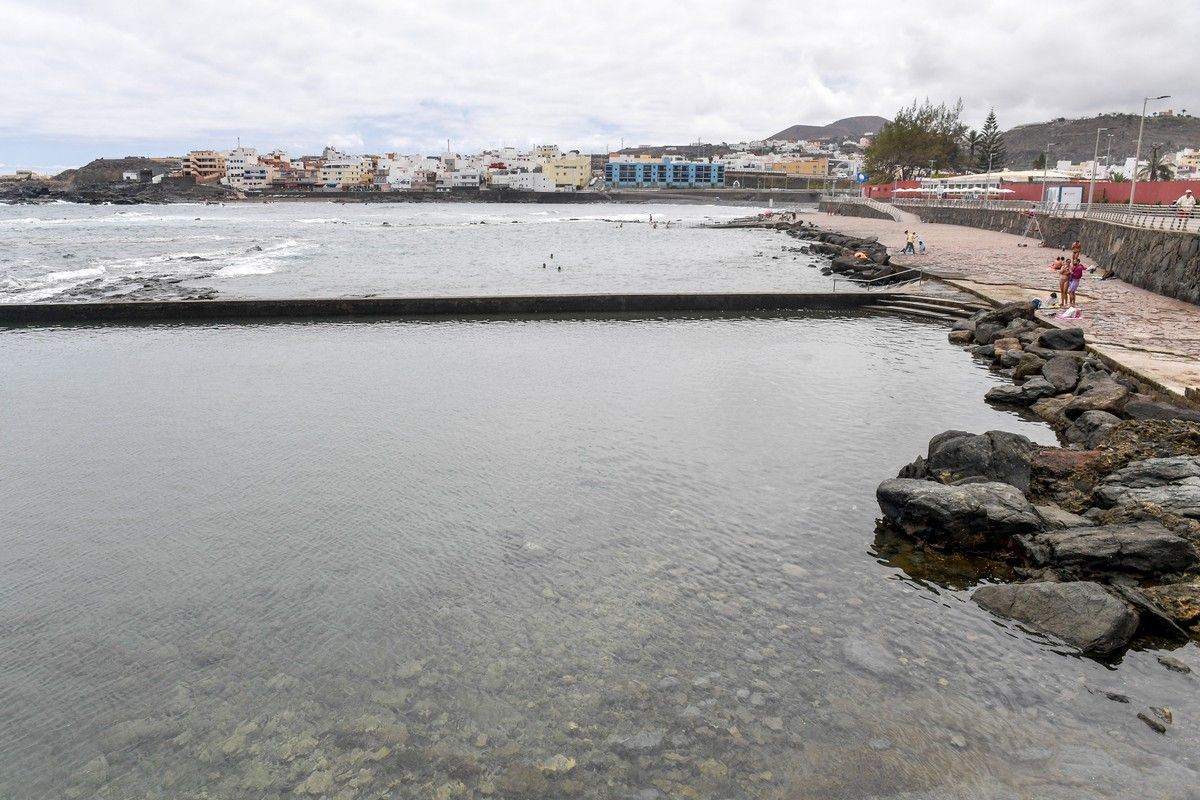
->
[0,0,1195,169]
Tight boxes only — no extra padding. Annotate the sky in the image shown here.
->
[1,0,1195,173]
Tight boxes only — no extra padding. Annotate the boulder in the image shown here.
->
[972,581,1138,655]
[948,329,974,345]
[993,337,1023,358]
[1063,376,1130,420]
[1140,582,1200,629]
[1035,327,1086,351]
[1063,410,1122,449]
[973,323,1005,345]
[1041,355,1080,393]
[999,349,1025,368]
[969,344,994,358]
[1094,456,1200,518]
[924,430,1037,492]
[1030,394,1075,428]
[876,478,1041,552]
[1018,521,1199,578]
[986,377,1057,406]
[1124,399,1200,424]
[1012,353,1047,382]
[977,300,1036,328]
[1033,504,1096,530]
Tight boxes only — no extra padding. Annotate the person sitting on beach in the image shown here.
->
[917,239,926,254]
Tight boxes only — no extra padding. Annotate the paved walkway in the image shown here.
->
[808,209,1200,403]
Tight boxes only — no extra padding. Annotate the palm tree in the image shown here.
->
[1109,170,1128,183]
[1137,147,1175,182]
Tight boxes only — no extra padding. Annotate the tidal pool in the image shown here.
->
[2,314,1197,799]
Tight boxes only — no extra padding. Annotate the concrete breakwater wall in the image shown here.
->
[909,206,1200,306]
[0,292,893,326]
[817,201,894,221]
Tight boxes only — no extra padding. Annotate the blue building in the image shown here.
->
[605,159,724,188]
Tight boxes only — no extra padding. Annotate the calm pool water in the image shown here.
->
[2,314,1197,799]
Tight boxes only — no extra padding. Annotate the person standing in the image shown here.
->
[1173,188,1196,218]
[1068,258,1086,306]
[1070,240,1082,263]
[1058,259,1073,306]
[904,230,917,254]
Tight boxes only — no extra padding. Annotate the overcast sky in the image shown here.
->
[1,0,1195,172]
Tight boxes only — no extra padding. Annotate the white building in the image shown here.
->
[223,147,259,189]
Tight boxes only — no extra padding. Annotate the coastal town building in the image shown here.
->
[604,159,724,188]
[180,150,226,182]
[543,153,591,190]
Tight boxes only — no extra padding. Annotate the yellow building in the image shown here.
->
[771,158,829,176]
[181,150,227,181]
[543,154,592,189]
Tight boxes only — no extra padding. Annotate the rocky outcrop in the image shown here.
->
[1063,411,1122,449]
[1094,456,1200,518]
[1018,521,1199,579]
[905,430,1038,493]
[876,478,1040,551]
[972,581,1139,656]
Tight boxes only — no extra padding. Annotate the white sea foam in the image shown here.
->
[44,266,106,282]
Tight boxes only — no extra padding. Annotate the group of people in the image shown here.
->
[1047,239,1086,307]
[901,229,926,254]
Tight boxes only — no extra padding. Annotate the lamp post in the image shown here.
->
[1088,127,1108,214]
[1129,94,1171,208]
[984,152,994,208]
[1042,142,1057,207]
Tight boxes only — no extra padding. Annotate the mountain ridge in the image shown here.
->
[767,116,889,142]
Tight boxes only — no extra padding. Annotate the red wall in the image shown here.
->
[863,179,1200,204]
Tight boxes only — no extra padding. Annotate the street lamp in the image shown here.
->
[1088,127,1108,214]
[1042,142,1057,207]
[1129,94,1171,208]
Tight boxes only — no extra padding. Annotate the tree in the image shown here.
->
[1138,147,1174,181]
[965,129,980,163]
[1033,152,1046,170]
[975,109,1006,172]
[863,98,968,182]
[1110,170,1128,182]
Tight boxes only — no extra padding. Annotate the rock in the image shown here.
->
[1012,353,1047,382]
[539,754,576,775]
[969,344,995,358]
[697,758,728,780]
[840,638,902,678]
[999,348,1025,368]
[993,337,1023,358]
[1031,394,1075,427]
[1042,355,1081,393]
[972,581,1138,655]
[495,765,549,796]
[1033,504,1096,529]
[985,384,1030,405]
[1036,327,1086,351]
[973,323,1006,345]
[923,430,1037,492]
[948,329,974,345]
[1063,377,1130,420]
[1124,399,1200,423]
[1063,410,1122,449]
[1018,521,1199,578]
[1094,456,1200,518]
[876,478,1040,552]
[977,300,1036,328]
[763,717,785,732]
[296,770,335,795]
[76,755,109,786]
[1110,585,1191,641]
[1137,712,1167,734]
[610,729,666,757]
[1157,654,1191,673]
[1140,582,1200,629]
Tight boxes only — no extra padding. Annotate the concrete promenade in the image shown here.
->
[810,208,1200,404]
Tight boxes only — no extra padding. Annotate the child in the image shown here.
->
[917,239,926,254]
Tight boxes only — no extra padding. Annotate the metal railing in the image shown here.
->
[887,197,1199,232]
[820,195,905,222]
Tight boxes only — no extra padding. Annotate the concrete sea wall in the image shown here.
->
[817,201,894,221]
[0,292,894,326]
[908,206,1200,306]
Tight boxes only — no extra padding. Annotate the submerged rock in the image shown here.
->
[973,581,1138,655]
[876,478,1040,551]
[1018,521,1199,578]
[610,729,666,757]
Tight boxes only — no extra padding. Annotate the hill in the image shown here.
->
[1001,113,1200,169]
[56,156,180,186]
[767,115,889,142]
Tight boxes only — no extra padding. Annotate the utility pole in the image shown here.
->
[985,152,994,208]
[1042,142,1057,207]
[1130,94,1171,208]
[1088,127,1108,214]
